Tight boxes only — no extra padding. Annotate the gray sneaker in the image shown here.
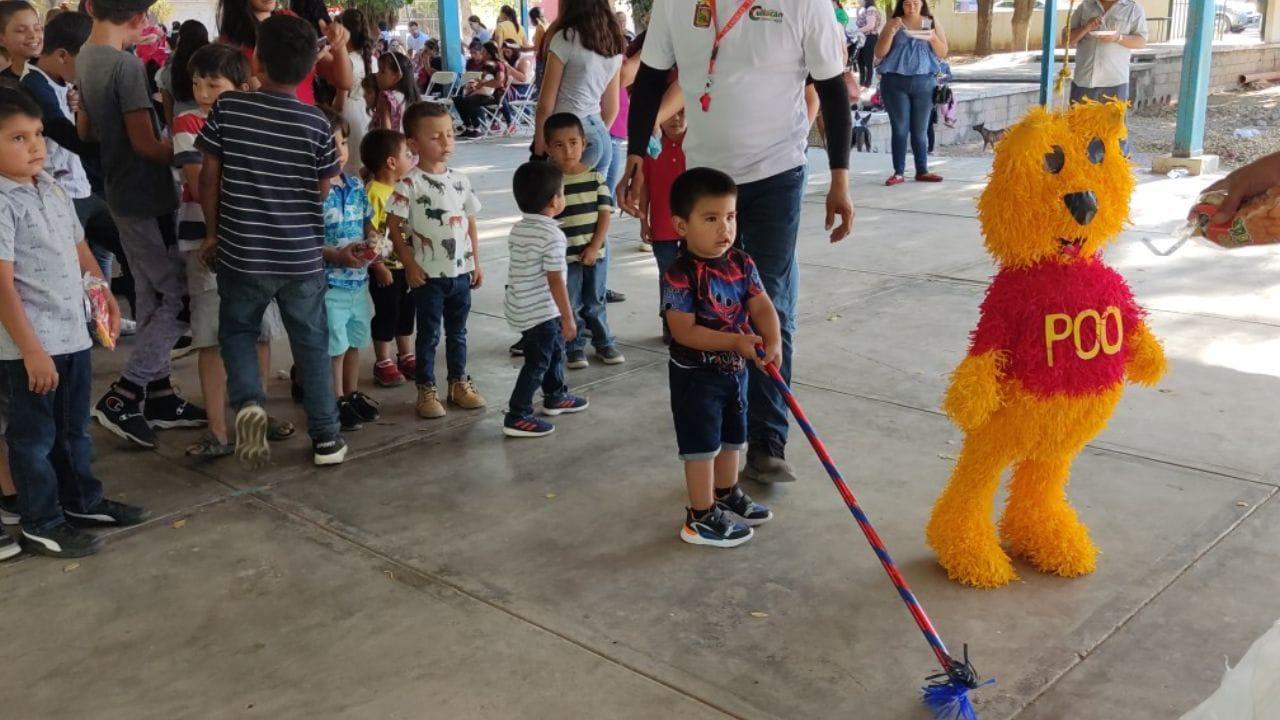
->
[739,443,798,484]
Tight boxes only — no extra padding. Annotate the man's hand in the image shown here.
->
[371,262,393,287]
[1085,16,1103,31]
[470,266,484,289]
[580,245,600,266]
[405,261,427,288]
[825,172,854,242]
[1206,152,1280,222]
[199,236,218,268]
[732,333,765,362]
[67,86,80,114]
[25,350,58,394]
[617,156,646,216]
[561,315,578,341]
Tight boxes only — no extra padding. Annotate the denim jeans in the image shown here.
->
[2,349,103,532]
[579,114,614,183]
[218,269,338,440]
[74,194,117,279]
[605,136,627,197]
[413,275,471,386]
[736,165,804,449]
[506,317,569,419]
[880,72,936,176]
[565,255,614,354]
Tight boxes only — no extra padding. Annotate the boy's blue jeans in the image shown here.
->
[735,165,804,451]
[2,349,104,532]
[413,275,471,386]
[506,317,569,419]
[565,256,614,354]
[217,269,339,441]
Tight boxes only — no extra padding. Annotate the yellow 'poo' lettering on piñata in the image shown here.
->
[925,101,1168,589]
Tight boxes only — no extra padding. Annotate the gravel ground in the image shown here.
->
[936,81,1280,167]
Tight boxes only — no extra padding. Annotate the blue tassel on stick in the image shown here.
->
[922,679,980,720]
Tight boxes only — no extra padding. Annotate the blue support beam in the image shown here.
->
[1039,0,1059,106]
[439,0,463,74]
[520,0,530,36]
[1174,0,1215,157]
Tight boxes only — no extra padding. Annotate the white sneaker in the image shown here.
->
[119,318,138,336]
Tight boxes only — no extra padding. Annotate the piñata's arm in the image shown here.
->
[1125,321,1166,386]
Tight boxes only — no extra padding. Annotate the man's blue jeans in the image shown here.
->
[218,269,339,440]
[565,255,615,354]
[2,349,103,532]
[413,275,472,386]
[881,72,937,176]
[736,165,805,450]
[506,317,569,419]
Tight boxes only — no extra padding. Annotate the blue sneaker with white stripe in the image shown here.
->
[716,484,773,526]
[680,506,753,548]
[504,414,555,438]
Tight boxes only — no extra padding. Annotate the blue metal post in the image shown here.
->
[1039,0,1059,106]
[1174,0,1214,157]
[439,0,463,74]
[520,0,530,36]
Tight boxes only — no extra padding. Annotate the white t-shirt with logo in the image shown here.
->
[641,0,845,184]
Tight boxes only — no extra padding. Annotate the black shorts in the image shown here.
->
[669,362,747,461]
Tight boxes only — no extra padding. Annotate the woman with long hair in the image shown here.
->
[493,5,526,47]
[467,15,491,44]
[855,0,884,87]
[160,19,209,127]
[532,0,623,178]
[338,8,376,171]
[216,0,352,105]
[874,0,947,185]
[500,39,532,86]
[456,41,506,137]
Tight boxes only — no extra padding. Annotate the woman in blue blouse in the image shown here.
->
[874,0,948,185]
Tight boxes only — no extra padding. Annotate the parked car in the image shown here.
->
[1219,0,1261,33]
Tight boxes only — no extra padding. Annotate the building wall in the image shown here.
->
[166,0,218,34]
[939,0,1169,54]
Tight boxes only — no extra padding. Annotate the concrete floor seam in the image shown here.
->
[241,493,754,720]
[1006,487,1280,720]
[786,377,1266,485]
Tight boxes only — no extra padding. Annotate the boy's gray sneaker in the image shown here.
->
[566,350,589,369]
[0,533,20,561]
[596,346,625,365]
[235,404,270,468]
[739,443,798,484]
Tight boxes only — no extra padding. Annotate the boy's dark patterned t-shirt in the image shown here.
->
[661,247,764,373]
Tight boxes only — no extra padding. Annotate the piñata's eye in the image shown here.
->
[1088,137,1106,164]
[1044,145,1065,174]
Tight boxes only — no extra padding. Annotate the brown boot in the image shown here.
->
[415,384,446,419]
[448,376,486,409]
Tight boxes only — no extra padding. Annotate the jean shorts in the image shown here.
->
[325,284,373,357]
[669,362,748,461]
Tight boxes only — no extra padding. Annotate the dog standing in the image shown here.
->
[973,122,1007,152]
[851,110,873,153]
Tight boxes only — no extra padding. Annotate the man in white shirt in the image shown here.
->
[406,21,429,56]
[621,0,853,485]
[1067,0,1148,103]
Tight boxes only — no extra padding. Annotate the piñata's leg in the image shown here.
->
[1000,455,1097,578]
[926,432,1017,588]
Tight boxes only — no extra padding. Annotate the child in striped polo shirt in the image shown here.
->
[543,113,625,370]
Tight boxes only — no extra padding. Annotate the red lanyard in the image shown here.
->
[699,0,755,112]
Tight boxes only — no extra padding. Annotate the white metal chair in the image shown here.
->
[505,83,537,135]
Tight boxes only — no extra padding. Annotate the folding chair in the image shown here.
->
[477,84,513,139]
[505,83,537,135]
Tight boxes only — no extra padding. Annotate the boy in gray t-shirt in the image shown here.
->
[78,0,206,449]
[0,88,149,558]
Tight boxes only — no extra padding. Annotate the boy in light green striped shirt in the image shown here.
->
[544,113,625,369]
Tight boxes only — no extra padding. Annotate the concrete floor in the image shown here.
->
[3,141,1279,720]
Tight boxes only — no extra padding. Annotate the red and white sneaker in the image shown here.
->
[503,414,555,438]
[373,360,404,387]
[397,353,417,379]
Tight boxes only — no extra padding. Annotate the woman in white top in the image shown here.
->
[339,8,376,174]
[532,0,624,179]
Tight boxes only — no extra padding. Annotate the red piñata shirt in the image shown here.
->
[969,258,1143,396]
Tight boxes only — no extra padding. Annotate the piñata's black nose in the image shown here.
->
[1063,191,1098,226]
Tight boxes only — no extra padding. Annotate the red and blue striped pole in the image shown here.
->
[756,356,989,719]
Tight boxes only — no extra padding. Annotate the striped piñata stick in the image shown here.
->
[756,356,989,720]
